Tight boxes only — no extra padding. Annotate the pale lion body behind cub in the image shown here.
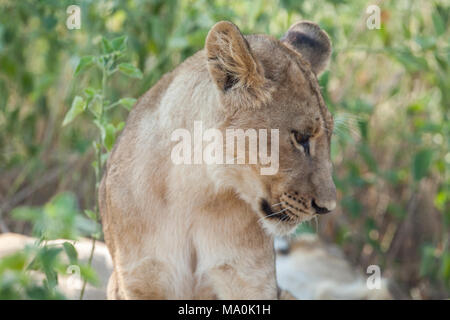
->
[100,21,336,299]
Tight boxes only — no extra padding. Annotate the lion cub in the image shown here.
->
[100,20,336,299]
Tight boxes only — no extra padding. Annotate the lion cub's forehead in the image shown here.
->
[246,35,296,82]
[247,35,315,91]
[247,35,333,137]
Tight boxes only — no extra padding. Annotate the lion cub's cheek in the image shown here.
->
[207,165,269,211]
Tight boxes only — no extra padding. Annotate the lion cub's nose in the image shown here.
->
[312,199,336,214]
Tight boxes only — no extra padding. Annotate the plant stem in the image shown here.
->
[79,66,107,300]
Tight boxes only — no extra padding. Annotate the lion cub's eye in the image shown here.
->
[291,130,310,155]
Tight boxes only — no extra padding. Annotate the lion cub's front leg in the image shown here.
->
[204,259,296,300]
[195,211,279,300]
[206,262,278,299]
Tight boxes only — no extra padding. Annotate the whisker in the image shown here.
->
[258,205,294,223]
[273,207,290,215]
[258,211,282,222]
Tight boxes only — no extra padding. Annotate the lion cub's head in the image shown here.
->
[205,21,336,235]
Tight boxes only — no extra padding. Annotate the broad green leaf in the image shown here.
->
[79,264,99,286]
[11,207,41,221]
[62,242,78,265]
[43,269,58,290]
[101,37,114,54]
[412,149,433,181]
[111,35,127,52]
[88,96,102,119]
[75,215,99,235]
[37,246,62,270]
[84,209,97,220]
[118,63,143,79]
[115,121,125,132]
[432,11,445,36]
[13,192,85,240]
[0,251,28,272]
[104,123,116,151]
[118,97,137,111]
[62,96,86,126]
[83,87,97,98]
[441,252,450,284]
[391,50,428,72]
[414,36,437,50]
[74,56,96,76]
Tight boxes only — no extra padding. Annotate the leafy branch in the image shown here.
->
[63,35,142,299]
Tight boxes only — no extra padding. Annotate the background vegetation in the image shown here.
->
[0,0,448,299]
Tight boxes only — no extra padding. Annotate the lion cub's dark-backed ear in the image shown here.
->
[205,21,265,92]
[281,21,331,75]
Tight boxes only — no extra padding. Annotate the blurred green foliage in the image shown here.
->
[0,0,449,299]
[11,192,98,240]
[1,193,99,299]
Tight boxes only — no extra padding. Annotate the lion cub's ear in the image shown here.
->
[281,21,332,75]
[205,21,265,93]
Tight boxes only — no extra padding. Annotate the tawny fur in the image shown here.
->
[100,21,336,299]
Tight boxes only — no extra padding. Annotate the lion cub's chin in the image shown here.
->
[259,214,315,237]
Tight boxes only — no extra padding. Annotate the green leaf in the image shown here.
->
[392,50,428,72]
[11,207,41,221]
[441,251,450,285]
[104,123,116,151]
[84,209,97,220]
[62,96,86,126]
[88,96,102,119]
[111,35,127,52]
[115,121,125,132]
[101,37,114,54]
[118,97,137,111]
[79,264,99,286]
[74,56,96,76]
[83,87,97,99]
[118,63,143,79]
[62,242,78,265]
[413,149,433,181]
[43,269,58,290]
[432,11,445,36]
[13,192,84,240]
[415,36,437,50]
[0,251,28,273]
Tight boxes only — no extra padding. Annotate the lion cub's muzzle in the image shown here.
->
[260,190,335,227]
[279,192,335,216]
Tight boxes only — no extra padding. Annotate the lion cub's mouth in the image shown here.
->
[279,192,314,216]
[260,197,314,223]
